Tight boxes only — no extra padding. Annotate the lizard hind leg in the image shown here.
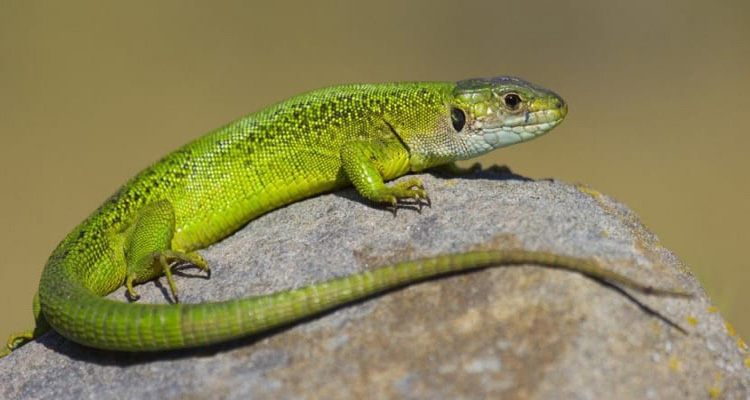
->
[124,200,209,303]
[1,293,50,358]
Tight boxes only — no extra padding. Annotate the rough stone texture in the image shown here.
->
[1,170,748,399]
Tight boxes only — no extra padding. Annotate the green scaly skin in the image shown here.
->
[1,77,684,356]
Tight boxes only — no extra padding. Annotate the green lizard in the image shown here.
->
[1,76,685,356]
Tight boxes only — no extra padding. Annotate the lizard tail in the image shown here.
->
[39,250,686,352]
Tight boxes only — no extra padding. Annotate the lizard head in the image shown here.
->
[450,76,567,157]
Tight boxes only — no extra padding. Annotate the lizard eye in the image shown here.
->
[451,107,466,132]
[503,93,522,110]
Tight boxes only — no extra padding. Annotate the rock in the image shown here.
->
[1,170,748,399]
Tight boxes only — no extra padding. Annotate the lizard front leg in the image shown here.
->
[340,139,428,214]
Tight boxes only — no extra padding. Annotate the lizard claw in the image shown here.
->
[126,274,141,301]
[374,178,430,216]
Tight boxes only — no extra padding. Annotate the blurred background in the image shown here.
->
[1,1,748,342]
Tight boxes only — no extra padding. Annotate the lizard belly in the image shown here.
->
[171,172,343,251]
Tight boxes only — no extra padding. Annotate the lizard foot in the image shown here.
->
[126,250,209,303]
[1,330,35,358]
[382,178,430,215]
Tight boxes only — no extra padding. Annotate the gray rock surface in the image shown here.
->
[1,170,748,399]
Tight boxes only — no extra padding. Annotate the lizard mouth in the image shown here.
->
[463,108,565,156]
[483,106,565,138]
[480,118,563,146]
[500,107,566,129]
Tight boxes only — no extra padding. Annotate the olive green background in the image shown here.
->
[1,1,748,343]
